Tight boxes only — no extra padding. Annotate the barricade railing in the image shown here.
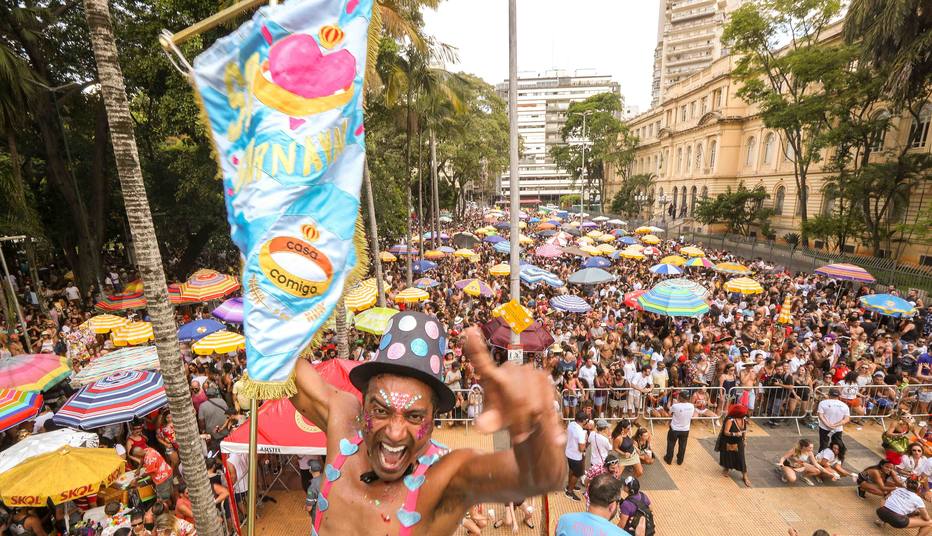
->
[435,387,485,428]
[746,385,812,435]
[812,384,899,429]
[642,386,725,434]
[886,383,932,420]
[559,387,642,420]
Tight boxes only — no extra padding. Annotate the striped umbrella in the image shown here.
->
[0,389,43,433]
[715,262,752,275]
[859,294,917,317]
[110,322,154,347]
[815,263,876,283]
[212,297,244,324]
[641,234,661,245]
[82,314,128,334]
[53,371,166,430]
[379,251,397,263]
[395,288,430,303]
[94,292,147,312]
[519,265,564,288]
[656,278,711,297]
[0,354,70,392]
[724,277,765,295]
[650,263,683,275]
[345,278,378,312]
[70,346,160,386]
[642,246,662,256]
[638,282,710,318]
[178,269,240,301]
[489,263,511,276]
[123,280,144,293]
[192,330,246,355]
[455,279,494,298]
[777,294,794,325]
[168,282,199,305]
[550,295,592,313]
[493,241,512,254]
[354,307,400,335]
[684,257,715,269]
[414,278,441,289]
[660,255,687,266]
[681,246,705,257]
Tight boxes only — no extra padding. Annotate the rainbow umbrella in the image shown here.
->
[0,389,43,433]
[624,290,646,309]
[110,322,154,346]
[192,330,246,355]
[122,280,144,293]
[650,263,683,276]
[212,296,244,324]
[777,294,794,325]
[414,278,440,289]
[353,307,400,335]
[345,278,378,312]
[0,354,71,392]
[53,371,166,430]
[660,255,686,266]
[70,346,160,386]
[715,262,752,275]
[550,295,592,313]
[724,277,764,295]
[656,278,711,297]
[815,263,876,283]
[859,294,917,317]
[455,279,494,298]
[82,314,128,334]
[178,269,240,301]
[168,282,199,305]
[681,246,705,257]
[395,287,430,303]
[638,282,709,318]
[489,263,511,277]
[94,292,147,312]
[684,257,715,269]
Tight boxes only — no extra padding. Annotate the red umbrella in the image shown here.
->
[624,290,646,310]
[480,317,554,352]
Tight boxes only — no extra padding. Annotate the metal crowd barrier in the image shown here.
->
[811,384,899,429]
[880,383,930,420]
[744,385,812,435]
[641,386,725,434]
[434,387,485,429]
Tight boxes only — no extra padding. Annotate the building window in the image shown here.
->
[700,96,708,115]
[871,110,891,151]
[709,140,717,170]
[910,104,932,148]
[689,101,696,118]
[689,186,697,215]
[774,185,785,216]
[680,188,687,216]
[676,147,682,173]
[711,89,721,110]
[680,105,687,122]
[821,189,837,216]
[701,186,708,199]
[763,133,776,164]
[686,146,692,173]
[745,136,756,166]
[784,140,796,163]
[672,186,678,212]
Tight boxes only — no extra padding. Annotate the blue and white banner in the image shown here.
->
[191,0,372,398]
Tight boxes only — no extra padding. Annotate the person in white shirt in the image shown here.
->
[815,441,852,479]
[897,443,932,501]
[663,391,695,465]
[578,358,598,390]
[587,419,613,469]
[564,411,589,501]
[875,478,932,533]
[817,388,851,452]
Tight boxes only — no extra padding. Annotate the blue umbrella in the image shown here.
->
[568,268,615,285]
[583,256,611,269]
[859,294,917,317]
[53,370,167,430]
[638,281,710,318]
[484,235,506,244]
[649,263,684,276]
[438,246,455,253]
[550,295,592,313]
[547,219,562,226]
[177,319,225,341]
[412,260,438,273]
[519,265,564,288]
[414,278,441,289]
[493,222,510,230]
[493,241,513,254]
[537,230,557,237]
[619,236,638,245]
[529,217,541,223]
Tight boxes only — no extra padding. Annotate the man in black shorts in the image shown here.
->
[875,477,932,534]
[565,411,589,500]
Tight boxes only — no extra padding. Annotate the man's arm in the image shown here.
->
[290,358,350,432]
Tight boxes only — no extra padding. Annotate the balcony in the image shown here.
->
[667,29,716,46]
[671,6,716,22]
[670,0,715,11]
[665,53,712,68]
[669,40,714,53]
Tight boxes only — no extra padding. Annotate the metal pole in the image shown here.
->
[246,397,259,536]
[0,246,31,351]
[507,0,521,349]
[581,113,587,215]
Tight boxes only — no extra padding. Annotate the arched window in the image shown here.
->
[671,186,678,212]
[773,185,785,216]
[821,189,836,216]
[745,136,756,166]
[675,147,682,173]
[709,140,717,170]
[654,155,659,173]
[689,186,698,215]
[763,132,776,164]
[695,143,704,172]
[783,140,796,163]
[686,146,692,173]
[871,110,891,151]
[910,104,932,148]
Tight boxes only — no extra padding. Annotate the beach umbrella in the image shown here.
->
[550,295,592,313]
[0,446,125,506]
[563,226,582,237]
[642,246,662,256]
[177,269,240,301]
[561,246,589,257]
[177,319,225,342]
[624,290,646,309]
[455,279,494,298]
[439,215,453,223]
[379,251,397,263]
[421,231,449,241]
[454,248,478,259]
[577,236,594,245]
[484,235,506,244]
[610,229,628,237]
[538,230,557,237]
[353,307,400,335]
[592,216,609,223]
[412,260,438,273]
[0,429,99,475]
[597,234,616,243]
[581,221,598,229]
[0,389,42,433]
[53,371,166,430]
[684,257,715,269]
[70,346,160,386]
[815,263,876,283]
[489,263,511,277]
[724,277,765,295]
[620,249,646,260]
[661,255,686,266]
[607,219,626,226]
[110,322,154,347]
[82,314,128,334]
[94,292,147,312]
[345,278,378,312]
[638,282,709,318]
[424,249,446,260]
[634,226,655,234]
[493,222,510,230]
[519,265,564,288]
[777,294,794,325]
[192,330,246,355]
[681,246,705,257]
[619,236,638,245]
[583,256,611,269]
[414,278,440,289]
[481,317,554,352]
[568,268,615,285]
[388,244,416,255]
[586,230,604,238]
[536,222,556,231]
[394,288,430,303]
[715,262,752,275]
[122,280,144,293]
[580,245,602,256]
[438,246,455,254]
[167,283,199,305]
[517,234,534,245]
[859,294,917,317]
[535,244,563,258]
[493,241,512,254]
[597,243,618,255]
[518,221,528,230]
[212,296,244,324]
[641,234,661,245]
[650,263,683,276]
[656,278,711,297]
[529,217,541,223]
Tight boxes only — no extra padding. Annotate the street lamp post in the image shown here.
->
[568,110,592,215]
[657,193,670,223]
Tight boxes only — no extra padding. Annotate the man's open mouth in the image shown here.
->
[378,443,408,472]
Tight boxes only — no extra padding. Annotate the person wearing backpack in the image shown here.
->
[619,476,655,536]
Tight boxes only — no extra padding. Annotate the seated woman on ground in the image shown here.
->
[857,459,904,499]
[777,438,837,485]
[633,427,654,465]
[896,442,932,501]
[815,441,852,480]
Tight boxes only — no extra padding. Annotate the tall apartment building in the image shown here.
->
[651,0,742,107]
[497,70,621,204]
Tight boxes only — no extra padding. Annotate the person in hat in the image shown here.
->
[291,312,565,535]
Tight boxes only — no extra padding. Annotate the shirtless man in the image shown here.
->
[291,311,566,535]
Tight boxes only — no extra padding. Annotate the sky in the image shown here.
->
[423,0,661,111]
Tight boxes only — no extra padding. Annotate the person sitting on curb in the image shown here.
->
[777,439,837,485]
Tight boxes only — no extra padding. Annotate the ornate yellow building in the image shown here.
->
[607,51,932,266]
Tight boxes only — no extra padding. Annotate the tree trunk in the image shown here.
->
[430,128,440,250]
[404,90,413,287]
[81,3,223,535]
[335,300,348,359]
[364,165,386,307]
[416,124,424,258]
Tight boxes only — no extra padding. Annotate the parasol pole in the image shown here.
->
[246,397,259,536]
[0,243,31,351]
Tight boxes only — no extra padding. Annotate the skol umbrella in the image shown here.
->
[455,279,494,298]
[82,314,128,334]
[550,295,592,313]
[624,290,646,309]
[535,244,563,258]
[192,330,246,355]
[661,255,687,266]
[394,288,430,303]
[815,263,876,283]
[715,262,752,275]
[412,260,438,273]
[177,319,225,342]
[650,263,683,275]
[569,268,615,285]
[489,263,511,277]
[454,248,478,258]
[619,249,646,260]
[424,249,446,260]
[0,389,42,433]
[597,244,617,255]
[480,317,554,352]
[859,294,917,317]
[583,256,611,269]
[597,234,616,243]
[0,429,99,475]
[94,292,147,312]
[0,446,125,506]
[353,307,400,335]
[641,234,661,245]
[53,371,167,430]
[110,322,154,347]
[414,278,440,289]
[178,269,240,301]
[0,354,70,392]
[777,294,794,325]
[634,226,664,234]
[586,230,604,238]
[580,245,602,256]
[638,282,709,318]
[681,246,705,257]
[724,277,765,295]
[70,346,160,386]
[684,257,715,269]
[212,296,244,324]
[345,278,378,312]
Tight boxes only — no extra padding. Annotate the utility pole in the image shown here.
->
[507,0,521,354]
[570,110,592,215]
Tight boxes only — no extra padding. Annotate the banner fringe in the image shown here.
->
[240,371,297,401]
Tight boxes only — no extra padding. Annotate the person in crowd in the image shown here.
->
[588,418,613,469]
[815,441,852,480]
[874,477,932,534]
[717,403,751,487]
[618,476,653,536]
[777,438,838,485]
[857,459,904,499]
[817,388,851,453]
[555,473,629,536]
[663,390,695,466]
[565,410,590,501]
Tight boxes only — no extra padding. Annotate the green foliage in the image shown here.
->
[783,232,800,248]
[609,174,654,217]
[559,194,580,209]
[694,184,773,237]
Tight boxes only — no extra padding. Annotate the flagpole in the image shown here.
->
[246,398,259,536]
[507,0,521,352]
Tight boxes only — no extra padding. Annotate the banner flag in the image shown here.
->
[191,0,373,399]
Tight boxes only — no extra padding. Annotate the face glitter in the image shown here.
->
[415,419,432,441]
[363,411,374,432]
[379,389,423,411]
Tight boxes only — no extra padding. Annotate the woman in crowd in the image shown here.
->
[717,403,751,487]
[815,441,852,480]
[857,459,904,499]
[778,438,837,485]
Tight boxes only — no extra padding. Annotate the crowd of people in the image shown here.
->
[0,203,930,535]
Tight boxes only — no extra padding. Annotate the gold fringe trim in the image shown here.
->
[239,370,297,401]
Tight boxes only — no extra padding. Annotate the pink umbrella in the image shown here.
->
[534,244,563,258]
[211,297,244,324]
[0,354,71,392]
[642,246,662,256]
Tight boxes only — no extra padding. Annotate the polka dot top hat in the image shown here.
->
[349,311,455,413]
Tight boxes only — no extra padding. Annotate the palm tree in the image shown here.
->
[81,2,222,535]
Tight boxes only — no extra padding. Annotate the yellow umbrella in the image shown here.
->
[467,254,481,263]
[660,255,687,266]
[777,294,794,325]
[681,246,705,257]
[474,228,490,236]
[641,234,661,245]
[345,278,378,312]
[518,221,527,229]
[489,263,510,277]
[379,251,397,263]
[723,277,764,295]
[517,235,533,245]
[192,330,246,355]
[454,248,477,258]
[0,447,125,506]
[580,245,601,256]
[395,288,429,303]
[715,262,752,275]
[123,280,144,293]
[110,322,154,346]
[634,226,652,234]
[620,249,646,260]
[627,244,646,251]
[597,234,616,243]
[577,236,594,245]
[586,230,604,238]
[82,314,128,334]
[424,249,446,260]
[597,244,617,255]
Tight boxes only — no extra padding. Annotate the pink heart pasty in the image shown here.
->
[268,34,356,100]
